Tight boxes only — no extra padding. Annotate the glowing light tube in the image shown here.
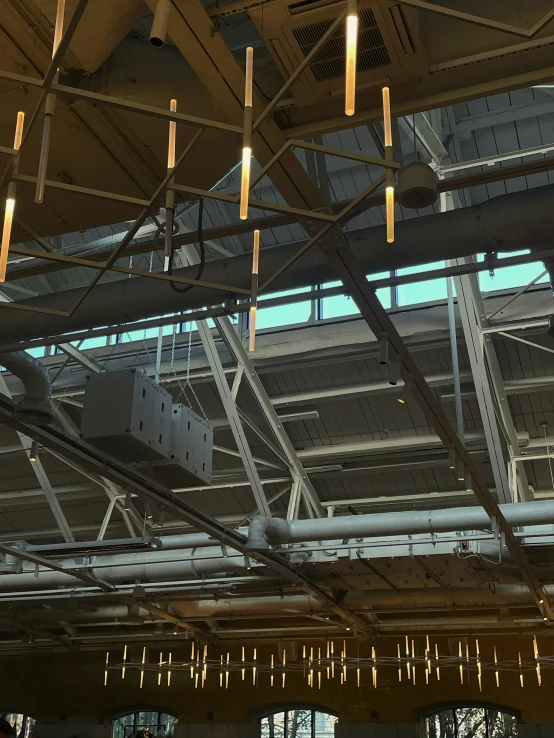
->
[382,86,392,147]
[13,112,24,151]
[104,651,109,686]
[168,98,177,169]
[0,181,16,283]
[53,0,66,57]
[249,229,260,352]
[345,0,358,116]
[240,47,253,220]
[386,184,394,243]
[140,646,146,689]
[122,644,127,679]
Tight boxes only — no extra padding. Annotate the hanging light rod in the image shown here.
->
[35,0,65,204]
[249,229,260,353]
[345,0,358,116]
[164,97,177,272]
[382,86,395,243]
[240,46,254,221]
[0,110,23,283]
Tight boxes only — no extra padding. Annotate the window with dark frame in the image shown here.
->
[425,707,518,738]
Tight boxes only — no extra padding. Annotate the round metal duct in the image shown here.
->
[397,161,438,209]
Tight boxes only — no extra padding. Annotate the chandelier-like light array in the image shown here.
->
[103,635,547,691]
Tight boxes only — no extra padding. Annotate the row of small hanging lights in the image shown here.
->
[242,0,395,352]
[104,636,547,691]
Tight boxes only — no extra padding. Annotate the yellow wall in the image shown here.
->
[1,635,553,725]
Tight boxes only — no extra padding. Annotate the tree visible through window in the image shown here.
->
[111,710,177,738]
[0,713,35,738]
[425,707,517,738]
[261,709,337,738]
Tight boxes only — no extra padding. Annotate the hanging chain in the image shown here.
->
[182,326,208,420]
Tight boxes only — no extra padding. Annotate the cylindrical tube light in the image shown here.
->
[140,646,146,689]
[168,652,172,686]
[122,644,127,679]
[382,87,392,147]
[13,111,24,151]
[53,0,66,57]
[35,94,55,204]
[345,0,358,116]
[0,181,17,283]
[382,86,395,243]
[150,0,172,47]
[249,229,260,352]
[168,98,177,170]
[240,47,253,221]
[104,651,109,686]
[165,98,177,271]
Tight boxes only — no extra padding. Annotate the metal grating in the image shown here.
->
[292,8,391,82]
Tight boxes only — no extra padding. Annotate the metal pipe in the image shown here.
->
[3,183,554,346]
[246,499,554,549]
[0,546,250,590]
[149,0,172,47]
[0,350,54,424]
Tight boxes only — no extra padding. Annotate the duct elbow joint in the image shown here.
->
[0,351,54,425]
[246,516,291,551]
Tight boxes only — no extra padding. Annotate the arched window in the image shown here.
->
[425,707,518,738]
[111,710,177,738]
[0,713,35,738]
[261,709,337,738]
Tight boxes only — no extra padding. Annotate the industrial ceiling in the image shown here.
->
[0,0,553,654]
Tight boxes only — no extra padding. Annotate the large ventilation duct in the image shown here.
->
[0,546,251,591]
[0,351,54,425]
[246,499,554,549]
[2,183,554,348]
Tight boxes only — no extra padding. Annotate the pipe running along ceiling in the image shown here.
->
[1,183,554,346]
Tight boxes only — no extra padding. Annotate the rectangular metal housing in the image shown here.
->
[80,368,172,462]
[132,404,213,487]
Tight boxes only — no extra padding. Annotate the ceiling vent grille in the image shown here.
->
[292,7,391,82]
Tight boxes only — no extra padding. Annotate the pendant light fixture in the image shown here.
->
[249,229,260,352]
[345,0,358,116]
[36,0,65,204]
[0,111,25,283]
[382,86,395,243]
[164,98,177,272]
[240,47,253,220]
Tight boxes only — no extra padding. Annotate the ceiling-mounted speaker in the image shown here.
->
[396,161,438,209]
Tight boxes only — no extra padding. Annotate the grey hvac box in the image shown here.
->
[80,368,172,462]
[132,404,213,487]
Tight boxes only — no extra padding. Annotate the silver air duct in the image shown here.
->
[2,183,554,347]
[0,351,54,424]
[246,499,554,550]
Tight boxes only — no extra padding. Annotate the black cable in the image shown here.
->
[168,196,205,293]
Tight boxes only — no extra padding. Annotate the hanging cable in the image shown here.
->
[167,196,205,293]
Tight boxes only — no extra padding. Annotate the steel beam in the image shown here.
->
[196,321,272,517]
[56,343,104,373]
[0,392,372,634]
[216,317,325,517]
[0,373,75,543]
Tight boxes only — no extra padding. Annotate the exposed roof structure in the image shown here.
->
[0,0,553,654]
